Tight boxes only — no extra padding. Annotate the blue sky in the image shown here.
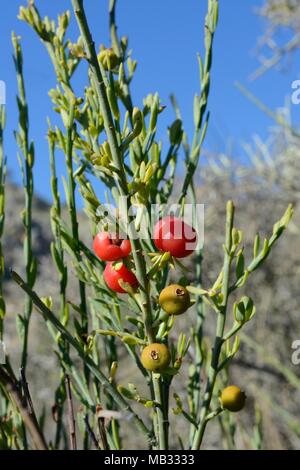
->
[0,0,299,204]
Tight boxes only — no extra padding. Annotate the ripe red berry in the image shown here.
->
[104,262,138,293]
[153,216,197,258]
[93,232,131,262]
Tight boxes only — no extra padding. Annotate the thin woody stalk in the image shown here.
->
[109,0,133,117]
[49,132,67,325]
[48,132,68,448]
[71,0,166,449]
[65,119,88,349]
[192,201,234,449]
[0,365,47,450]
[18,6,89,389]
[65,374,77,450]
[188,181,205,445]
[65,112,90,450]
[12,33,35,374]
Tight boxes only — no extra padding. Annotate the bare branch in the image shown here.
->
[65,374,77,450]
[0,365,47,450]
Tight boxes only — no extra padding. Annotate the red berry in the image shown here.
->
[93,232,131,262]
[104,262,138,293]
[153,216,197,258]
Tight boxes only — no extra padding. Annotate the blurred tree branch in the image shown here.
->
[252,0,300,79]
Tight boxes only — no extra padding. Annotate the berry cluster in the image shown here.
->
[93,216,245,412]
[93,215,197,295]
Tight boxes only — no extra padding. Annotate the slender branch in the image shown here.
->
[19,367,35,417]
[65,374,77,450]
[71,0,154,342]
[0,366,47,450]
[191,201,234,450]
[48,129,68,449]
[84,414,99,449]
[12,33,35,374]
[71,0,165,448]
[152,374,166,450]
[65,120,90,440]
[109,0,133,117]
[96,405,109,450]
[66,123,88,335]
[188,181,205,446]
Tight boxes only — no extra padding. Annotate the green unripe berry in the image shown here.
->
[221,385,246,412]
[159,284,190,315]
[141,343,171,372]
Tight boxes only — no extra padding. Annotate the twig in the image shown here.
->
[84,414,99,449]
[188,181,205,447]
[96,405,109,450]
[71,0,163,448]
[65,110,89,450]
[48,129,68,449]
[65,374,77,450]
[109,0,133,117]
[19,366,35,417]
[191,200,234,450]
[12,33,35,374]
[0,365,47,450]
[65,115,89,368]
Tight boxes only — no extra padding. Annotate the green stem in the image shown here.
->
[65,124,88,337]
[191,200,234,450]
[71,0,153,340]
[109,0,133,118]
[49,132,68,449]
[12,33,34,376]
[66,126,90,450]
[65,116,89,452]
[188,181,205,446]
[71,0,166,449]
[49,134,66,317]
[152,374,166,450]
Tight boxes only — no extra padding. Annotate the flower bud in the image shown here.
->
[98,47,121,71]
[132,107,143,136]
